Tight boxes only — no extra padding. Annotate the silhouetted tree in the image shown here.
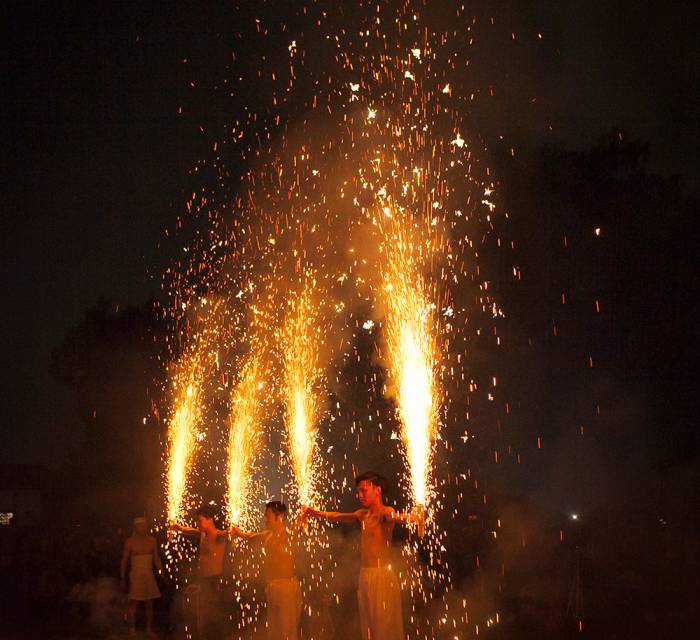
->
[51,298,169,520]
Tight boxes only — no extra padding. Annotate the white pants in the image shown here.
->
[357,567,405,640]
[266,577,302,640]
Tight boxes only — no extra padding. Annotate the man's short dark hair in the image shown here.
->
[197,505,217,520]
[355,471,388,496]
[265,501,288,517]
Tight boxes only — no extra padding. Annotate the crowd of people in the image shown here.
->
[164,471,422,640]
[1,471,423,640]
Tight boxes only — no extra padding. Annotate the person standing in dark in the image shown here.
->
[120,517,162,637]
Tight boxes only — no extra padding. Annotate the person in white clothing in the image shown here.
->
[301,472,424,640]
[120,516,162,637]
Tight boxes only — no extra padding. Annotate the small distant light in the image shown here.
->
[594,227,602,236]
[571,513,579,520]
[0,513,14,526]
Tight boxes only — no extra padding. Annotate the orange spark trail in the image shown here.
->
[382,231,441,507]
[280,277,325,508]
[225,351,264,528]
[165,352,203,524]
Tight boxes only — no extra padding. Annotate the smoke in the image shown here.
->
[67,576,125,631]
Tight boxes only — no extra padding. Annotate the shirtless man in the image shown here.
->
[231,501,302,640]
[302,471,424,640]
[120,516,162,637]
[168,505,231,639]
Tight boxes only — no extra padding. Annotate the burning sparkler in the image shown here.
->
[165,351,203,526]
[225,351,264,528]
[280,276,325,508]
[382,236,441,514]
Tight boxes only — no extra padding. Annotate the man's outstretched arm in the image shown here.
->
[387,504,426,526]
[301,506,362,524]
[167,522,199,536]
[230,526,268,541]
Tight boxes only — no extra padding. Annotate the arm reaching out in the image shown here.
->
[388,505,426,535]
[230,526,269,542]
[167,522,199,536]
[302,505,362,524]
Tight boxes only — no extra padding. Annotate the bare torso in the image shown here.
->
[358,507,395,568]
[263,528,295,581]
[199,532,227,577]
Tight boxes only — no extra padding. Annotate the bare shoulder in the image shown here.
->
[382,506,397,521]
[217,529,229,542]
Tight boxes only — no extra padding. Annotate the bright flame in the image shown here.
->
[166,357,202,523]
[226,354,263,527]
[383,232,440,507]
[281,280,323,507]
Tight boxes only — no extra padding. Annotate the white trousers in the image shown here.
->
[357,567,405,640]
[266,576,302,640]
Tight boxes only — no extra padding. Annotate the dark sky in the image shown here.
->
[3,1,698,465]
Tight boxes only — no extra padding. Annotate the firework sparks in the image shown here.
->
[280,276,325,508]
[157,1,515,634]
[383,244,441,508]
[165,352,203,524]
[225,351,264,528]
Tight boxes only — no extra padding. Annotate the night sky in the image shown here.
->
[3,0,698,467]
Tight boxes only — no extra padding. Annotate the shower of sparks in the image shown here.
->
[165,351,203,524]
[225,351,264,528]
[383,256,440,507]
[164,300,225,529]
[280,276,325,508]
[152,0,541,635]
